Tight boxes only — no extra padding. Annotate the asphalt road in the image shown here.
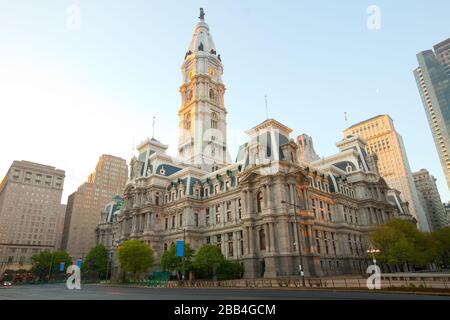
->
[1,284,449,300]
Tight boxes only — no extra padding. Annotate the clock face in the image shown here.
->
[208,67,215,76]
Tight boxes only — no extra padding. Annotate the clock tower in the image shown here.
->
[178,8,229,171]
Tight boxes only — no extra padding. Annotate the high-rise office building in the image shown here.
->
[414,38,450,189]
[61,155,127,259]
[344,115,430,231]
[54,204,67,250]
[413,169,448,231]
[0,161,65,272]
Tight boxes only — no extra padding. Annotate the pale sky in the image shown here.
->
[0,0,449,203]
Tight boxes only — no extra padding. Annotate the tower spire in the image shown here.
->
[179,9,228,170]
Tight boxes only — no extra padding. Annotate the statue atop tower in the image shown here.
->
[199,8,205,21]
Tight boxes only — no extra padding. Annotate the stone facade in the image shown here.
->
[95,10,413,279]
[413,169,448,231]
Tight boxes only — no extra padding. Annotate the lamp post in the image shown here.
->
[105,251,111,282]
[48,251,55,282]
[366,247,380,265]
[281,200,306,286]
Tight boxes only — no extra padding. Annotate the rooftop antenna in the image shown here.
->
[265,95,269,120]
[344,112,348,127]
[152,115,156,139]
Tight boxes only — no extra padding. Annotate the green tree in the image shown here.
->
[369,219,433,270]
[117,240,154,281]
[431,227,450,267]
[216,260,243,280]
[30,250,72,281]
[193,244,225,279]
[82,244,108,278]
[160,243,195,278]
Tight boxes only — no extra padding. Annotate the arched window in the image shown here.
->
[259,228,266,251]
[256,191,263,213]
[211,112,218,129]
[209,89,216,101]
[346,163,353,173]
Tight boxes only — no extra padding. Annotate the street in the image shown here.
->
[0,284,449,300]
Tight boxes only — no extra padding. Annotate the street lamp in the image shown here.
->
[281,200,306,286]
[366,247,380,265]
[48,252,55,282]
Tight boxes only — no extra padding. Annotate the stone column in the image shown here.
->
[307,225,314,254]
[131,216,136,233]
[263,185,268,209]
[248,226,255,255]
[221,201,226,225]
[241,191,247,217]
[266,184,272,210]
[243,227,249,255]
[148,213,152,230]
[263,224,269,251]
[234,232,239,259]
[268,222,276,252]
[232,199,238,221]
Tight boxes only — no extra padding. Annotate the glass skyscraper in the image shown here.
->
[414,38,450,190]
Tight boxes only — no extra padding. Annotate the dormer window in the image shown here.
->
[346,163,353,173]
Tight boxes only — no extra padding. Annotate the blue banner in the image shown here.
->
[176,240,184,257]
[76,259,82,268]
[59,262,65,272]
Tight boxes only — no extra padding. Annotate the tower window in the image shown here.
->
[209,89,216,101]
[211,112,218,129]
[256,191,263,213]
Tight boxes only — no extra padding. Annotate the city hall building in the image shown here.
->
[96,9,414,279]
